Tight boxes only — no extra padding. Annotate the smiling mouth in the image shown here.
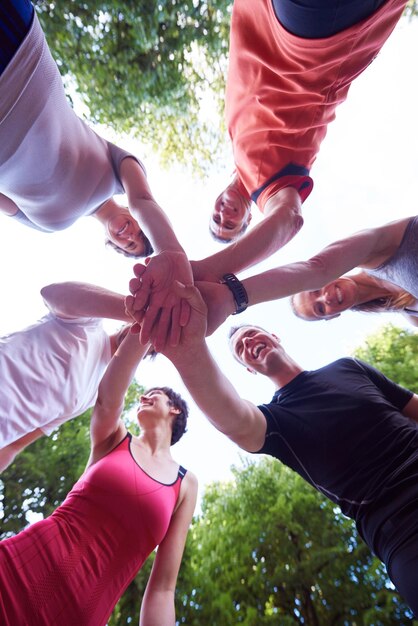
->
[335,286,343,304]
[251,343,266,359]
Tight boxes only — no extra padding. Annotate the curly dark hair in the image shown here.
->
[146,386,189,445]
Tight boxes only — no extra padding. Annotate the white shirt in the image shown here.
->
[0,314,111,446]
[0,14,144,232]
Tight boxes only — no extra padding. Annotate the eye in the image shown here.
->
[316,303,325,316]
[213,215,220,224]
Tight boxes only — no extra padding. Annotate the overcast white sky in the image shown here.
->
[1,15,418,503]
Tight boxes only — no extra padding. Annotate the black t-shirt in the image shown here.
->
[256,358,417,522]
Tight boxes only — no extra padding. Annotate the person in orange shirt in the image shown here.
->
[209,0,408,266]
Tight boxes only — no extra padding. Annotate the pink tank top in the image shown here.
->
[0,433,186,625]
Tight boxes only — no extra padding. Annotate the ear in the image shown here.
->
[246,210,253,225]
[169,406,182,416]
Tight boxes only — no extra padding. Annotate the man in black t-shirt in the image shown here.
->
[162,286,418,616]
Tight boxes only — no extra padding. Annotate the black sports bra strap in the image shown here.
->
[178,465,187,480]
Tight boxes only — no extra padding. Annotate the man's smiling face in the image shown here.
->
[229,326,282,374]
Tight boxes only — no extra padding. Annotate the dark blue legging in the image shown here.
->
[0,0,34,74]
[272,0,389,38]
[388,535,418,617]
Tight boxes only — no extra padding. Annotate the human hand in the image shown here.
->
[196,281,235,335]
[125,250,193,349]
[160,283,208,361]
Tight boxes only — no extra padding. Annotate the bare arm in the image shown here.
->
[189,218,413,337]
[41,282,130,321]
[0,192,19,216]
[0,428,43,473]
[120,158,186,255]
[192,187,303,282]
[401,394,418,425]
[140,472,198,626]
[162,284,267,452]
[87,330,149,466]
[240,216,413,307]
[120,158,193,347]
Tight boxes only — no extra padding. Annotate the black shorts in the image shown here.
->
[272,0,388,38]
[0,0,34,74]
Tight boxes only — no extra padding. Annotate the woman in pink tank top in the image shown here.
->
[0,329,198,626]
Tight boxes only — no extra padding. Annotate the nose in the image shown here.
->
[318,291,331,305]
[220,202,236,216]
[242,336,253,350]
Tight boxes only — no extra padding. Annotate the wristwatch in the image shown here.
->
[222,273,248,315]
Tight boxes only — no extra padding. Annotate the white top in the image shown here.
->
[0,314,111,446]
[0,13,144,232]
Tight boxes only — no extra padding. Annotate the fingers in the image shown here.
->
[133,263,147,278]
[129,276,142,295]
[152,302,173,351]
[130,274,153,312]
[172,282,207,315]
[139,299,164,345]
[169,303,182,347]
[179,299,191,327]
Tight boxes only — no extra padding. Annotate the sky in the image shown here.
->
[1,15,418,505]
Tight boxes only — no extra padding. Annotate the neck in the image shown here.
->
[93,197,118,224]
[136,424,172,455]
[268,356,304,389]
[353,272,403,305]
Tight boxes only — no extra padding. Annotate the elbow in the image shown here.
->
[40,283,61,308]
[289,209,304,239]
[302,255,334,287]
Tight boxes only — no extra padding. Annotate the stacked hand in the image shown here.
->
[125,250,193,350]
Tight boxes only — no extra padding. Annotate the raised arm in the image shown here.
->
[120,158,186,255]
[120,158,193,346]
[0,192,19,216]
[87,330,149,466]
[140,472,198,626]
[240,216,412,306]
[192,187,303,282]
[41,282,130,321]
[161,284,267,452]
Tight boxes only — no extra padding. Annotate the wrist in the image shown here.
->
[221,273,248,315]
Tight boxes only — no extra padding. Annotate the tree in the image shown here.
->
[177,458,414,625]
[406,1,418,17]
[34,0,232,174]
[0,380,151,623]
[352,323,418,392]
[0,379,143,538]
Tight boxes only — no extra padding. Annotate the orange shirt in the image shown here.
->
[226,0,407,210]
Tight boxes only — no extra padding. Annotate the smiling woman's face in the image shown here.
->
[292,277,360,321]
[105,208,146,256]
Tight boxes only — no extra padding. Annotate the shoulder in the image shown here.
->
[180,470,198,495]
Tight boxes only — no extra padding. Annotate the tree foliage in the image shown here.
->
[0,379,143,537]
[352,323,418,392]
[406,1,418,17]
[34,0,232,174]
[176,459,413,625]
[3,325,418,623]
